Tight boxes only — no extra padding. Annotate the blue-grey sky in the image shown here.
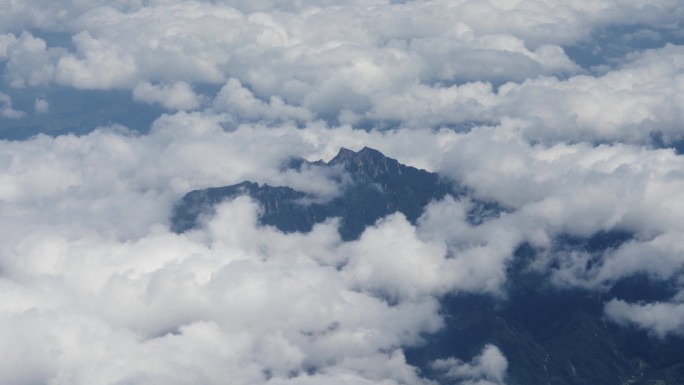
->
[1,1,684,384]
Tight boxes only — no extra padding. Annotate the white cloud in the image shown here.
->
[4,32,63,88]
[2,0,680,128]
[494,44,684,144]
[367,43,684,144]
[0,33,17,60]
[0,0,681,149]
[432,344,508,385]
[213,78,314,122]
[0,92,24,118]
[0,121,455,384]
[1,0,684,382]
[341,213,451,302]
[0,192,444,384]
[133,81,203,110]
[55,31,138,89]
[34,97,49,113]
[0,94,683,383]
[605,299,684,338]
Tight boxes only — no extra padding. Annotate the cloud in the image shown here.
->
[341,213,451,302]
[2,0,684,382]
[212,78,314,122]
[3,0,680,126]
[3,32,64,88]
[3,98,684,384]
[133,81,203,110]
[424,123,684,294]
[34,97,49,113]
[55,31,138,89]
[367,42,684,145]
[6,111,683,381]
[495,43,684,144]
[0,187,444,384]
[0,122,456,384]
[0,0,115,32]
[432,344,508,385]
[0,33,17,60]
[0,92,24,118]
[605,298,684,338]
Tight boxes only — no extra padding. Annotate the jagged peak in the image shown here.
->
[338,147,357,156]
[356,146,385,159]
[329,146,390,165]
[329,147,358,165]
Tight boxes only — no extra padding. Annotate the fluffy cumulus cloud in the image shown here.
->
[133,81,203,110]
[3,32,65,88]
[1,112,683,381]
[212,78,314,123]
[432,344,508,385]
[0,0,682,132]
[368,43,684,144]
[0,92,24,118]
[604,298,684,338]
[34,97,49,113]
[1,0,684,382]
[0,123,447,384]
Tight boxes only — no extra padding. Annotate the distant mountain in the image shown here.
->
[172,146,460,240]
[171,147,684,385]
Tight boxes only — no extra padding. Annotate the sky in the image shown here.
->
[1,1,684,384]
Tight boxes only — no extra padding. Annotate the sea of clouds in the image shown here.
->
[1,1,684,384]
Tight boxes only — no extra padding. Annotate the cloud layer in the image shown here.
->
[1,0,684,383]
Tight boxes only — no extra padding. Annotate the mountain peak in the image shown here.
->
[356,146,386,160]
[172,146,458,240]
[329,146,387,165]
[329,147,358,165]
